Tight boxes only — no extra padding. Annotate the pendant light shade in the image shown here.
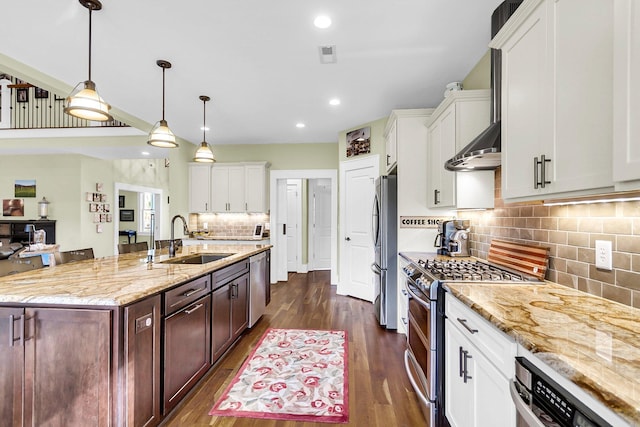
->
[65,0,113,122]
[148,60,178,148]
[193,95,215,163]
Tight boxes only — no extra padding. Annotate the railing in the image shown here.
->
[0,77,128,130]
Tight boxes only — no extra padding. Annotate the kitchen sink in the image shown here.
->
[159,253,234,265]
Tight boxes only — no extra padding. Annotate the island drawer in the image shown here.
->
[164,274,211,315]
[212,259,249,288]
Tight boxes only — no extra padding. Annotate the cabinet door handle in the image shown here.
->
[540,154,551,188]
[534,155,552,189]
[457,317,478,334]
[459,346,464,378]
[182,288,202,297]
[434,189,440,205]
[8,314,25,347]
[386,154,390,166]
[462,349,472,383]
[184,303,204,315]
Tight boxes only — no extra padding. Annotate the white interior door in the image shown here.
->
[309,178,332,270]
[339,155,379,302]
[275,179,288,281]
[286,179,301,272]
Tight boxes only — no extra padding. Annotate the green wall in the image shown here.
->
[462,50,491,90]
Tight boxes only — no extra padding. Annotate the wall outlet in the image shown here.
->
[595,240,613,270]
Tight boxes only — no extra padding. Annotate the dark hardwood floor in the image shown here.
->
[161,271,424,427]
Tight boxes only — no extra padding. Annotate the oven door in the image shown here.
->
[403,279,438,426]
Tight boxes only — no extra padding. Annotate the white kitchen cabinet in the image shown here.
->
[491,0,614,202]
[202,162,269,213]
[189,163,212,213]
[426,90,494,209]
[211,165,245,212]
[384,118,398,173]
[445,294,516,427]
[244,163,268,212]
[613,0,640,191]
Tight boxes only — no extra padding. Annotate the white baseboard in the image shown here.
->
[297,264,308,273]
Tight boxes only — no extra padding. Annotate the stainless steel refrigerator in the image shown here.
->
[371,175,397,329]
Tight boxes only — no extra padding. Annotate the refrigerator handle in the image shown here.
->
[371,194,379,247]
[370,263,382,275]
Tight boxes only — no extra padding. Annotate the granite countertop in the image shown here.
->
[445,281,640,425]
[0,244,271,307]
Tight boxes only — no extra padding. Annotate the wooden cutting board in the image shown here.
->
[487,239,550,280]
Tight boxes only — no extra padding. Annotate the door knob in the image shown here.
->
[345,237,351,241]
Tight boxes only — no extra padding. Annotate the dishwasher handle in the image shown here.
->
[510,379,545,427]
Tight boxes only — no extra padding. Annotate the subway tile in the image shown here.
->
[633,291,640,309]
[621,201,640,217]
[567,232,589,247]
[526,218,541,229]
[577,247,595,264]
[613,252,631,270]
[520,229,533,240]
[557,245,577,260]
[578,279,602,297]
[617,235,640,253]
[533,230,549,243]
[550,205,568,218]
[589,264,615,285]
[589,234,616,250]
[589,203,616,217]
[546,269,557,282]
[520,206,534,217]
[550,257,566,272]
[540,217,558,230]
[603,218,633,235]
[633,254,640,273]
[578,218,603,233]
[602,284,632,306]
[566,260,589,277]
[567,204,590,217]
[533,206,550,217]
[549,231,568,244]
[617,270,640,291]
[514,218,527,228]
[558,218,578,232]
[556,272,577,288]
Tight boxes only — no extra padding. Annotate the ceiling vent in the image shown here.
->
[318,45,337,64]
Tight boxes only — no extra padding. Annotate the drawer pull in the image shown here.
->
[8,314,25,347]
[184,303,204,315]
[182,288,202,297]
[457,318,478,334]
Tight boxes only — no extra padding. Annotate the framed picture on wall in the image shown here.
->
[120,209,134,222]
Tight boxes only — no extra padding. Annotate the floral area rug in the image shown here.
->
[209,328,349,423]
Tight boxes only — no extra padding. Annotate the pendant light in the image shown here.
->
[147,60,178,148]
[64,0,113,122]
[193,95,215,162]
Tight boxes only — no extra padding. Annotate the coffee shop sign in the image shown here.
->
[400,216,452,229]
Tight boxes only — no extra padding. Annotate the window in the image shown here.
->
[139,192,155,233]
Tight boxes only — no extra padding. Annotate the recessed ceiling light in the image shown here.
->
[141,151,150,156]
[329,98,341,106]
[314,16,332,29]
[296,123,306,128]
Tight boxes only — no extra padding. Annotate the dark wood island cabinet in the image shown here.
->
[0,244,271,427]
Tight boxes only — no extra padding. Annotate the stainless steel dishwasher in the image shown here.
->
[248,251,267,327]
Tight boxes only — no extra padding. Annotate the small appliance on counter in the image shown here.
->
[434,219,470,256]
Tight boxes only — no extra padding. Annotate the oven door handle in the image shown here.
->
[404,349,431,407]
[403,280,431,309]
[509,379,545,427]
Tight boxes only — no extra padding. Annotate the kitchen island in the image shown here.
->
[445,281,640,426]
[0,243,271,427]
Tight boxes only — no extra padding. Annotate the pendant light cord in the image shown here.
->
[88,5,93,81]
[162,67,166,120]
[203,98,207,141]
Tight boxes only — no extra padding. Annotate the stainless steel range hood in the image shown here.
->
[445,0,522,172]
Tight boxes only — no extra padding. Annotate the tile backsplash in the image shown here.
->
[462,169,640,308]
[188,213,269,238]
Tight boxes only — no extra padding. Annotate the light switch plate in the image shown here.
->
[595,240,612,270]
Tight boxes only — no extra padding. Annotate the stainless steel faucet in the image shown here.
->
[170,215,189,257]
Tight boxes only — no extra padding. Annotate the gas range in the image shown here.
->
[401,254,543,300]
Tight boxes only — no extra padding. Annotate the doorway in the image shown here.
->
[286,179,301,272]
[269,170,338,285]
[308,178,332,271]
[113,183,164,255]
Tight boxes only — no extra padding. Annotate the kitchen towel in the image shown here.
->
[209,327,348,423]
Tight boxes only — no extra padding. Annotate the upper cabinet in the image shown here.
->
[384,119,398,173]
[426,90,494,209]
[188,162,269,213]
[491,0,615,202]
[188,164,211,213]
[613,0,640,191]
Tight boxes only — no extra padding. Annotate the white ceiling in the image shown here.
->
[0,0,502,158]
